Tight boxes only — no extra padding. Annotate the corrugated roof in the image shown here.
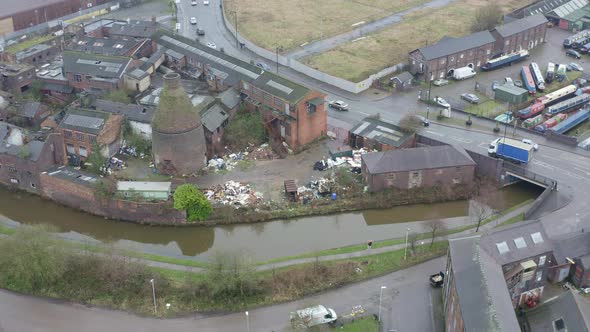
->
[62,51,131,79]
[416,31,496,61]
[350,117,414,148]
[218,87,241,110]
[58,108,109,135]
[117,181,171,192]
[493,14,548,37]
[201,104,228,132]
[362,145,475,174]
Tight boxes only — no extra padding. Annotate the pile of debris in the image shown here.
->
[297,178,336,202]
[313,148,372,173]
[99,156,127,175]
[204,180,264,207]
[207,143,278,172]
[118,145,147,159]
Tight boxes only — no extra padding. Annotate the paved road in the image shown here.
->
[286,0,457,59]
[0,257,445,332]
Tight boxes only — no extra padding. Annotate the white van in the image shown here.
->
[453,67,476,80]
[290,305,337,329]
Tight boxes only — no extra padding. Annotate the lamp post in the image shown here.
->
[427,72,433,119]
[245,311,250,332]
[149,279,157,315]
[404,228,410,260]
[276,45,283,73]
[234,10,239,49]
[378,285,387,322]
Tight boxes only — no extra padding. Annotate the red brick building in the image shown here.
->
[491,14,548,54]
[62,51,132,91]
[0,62,34,95]
[349,117,416,151]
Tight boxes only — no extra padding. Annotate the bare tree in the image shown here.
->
[425,219,447,247]
[471,180,499,232]
[471,3,502,32]
[398,114,422,133]
[408,232,418,254]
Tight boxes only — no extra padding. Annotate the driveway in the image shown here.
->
[0,257,445,332]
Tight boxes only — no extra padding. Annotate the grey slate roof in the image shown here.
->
[0,125,44,161]
[493,14,548,37]
[218,87,241,110]
[62,51,131,79]
[527,290,590,332]
[350,117,414,148]
[16,44,52,62]
[392,71,413,83]
[42,82,74,94]
[553,232,590,264]
[362,145,475,174]
[201,104,228,132]
[252,71,310,104]
[479,219,554,266]
[58,108,109,135]
[107,21,158,38]
[416,31,496,60]
[21,102,41,118]
[448,236,521,331]
[92,99,154,124]
[126,68,149,80]
[67,37,144,57]
[44,166,98,188]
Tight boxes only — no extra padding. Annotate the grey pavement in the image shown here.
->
[286,0,457,59]
[0,256,445,332]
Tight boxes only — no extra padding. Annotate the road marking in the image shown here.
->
[532,159,555,170]
[426,130,444,137]
[358,111,370,116]
[478,142,489,149]
[574,167,590,176]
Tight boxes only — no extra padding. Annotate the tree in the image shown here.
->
[173,184,212,222]
[84,142,107,175]
[398,114,421,133]
[425,219,447,247]
[471,3,502,32]
[207,251,260,300]
[471,179,499,232]
[102,89,131,104]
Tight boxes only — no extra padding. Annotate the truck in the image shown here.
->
[290,305,337,329]
[550,109,590,134]
[481,50,529,71]
[488,137,534,164]
[452,66,476,80]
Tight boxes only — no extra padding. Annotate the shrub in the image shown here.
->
[173,184,212,221]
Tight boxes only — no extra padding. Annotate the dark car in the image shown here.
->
[417,115,430,127]
[461,93,480,104]
[566,49,582,59]
[196,29,205,36]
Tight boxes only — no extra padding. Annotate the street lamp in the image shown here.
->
[149,279,157,315]
[275,45,284,73]
[427,72,433,119]
[378,285,387,322]
[404,228,410,260]
[245,311,250,332]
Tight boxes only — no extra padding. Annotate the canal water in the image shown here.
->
[0,182,543,261]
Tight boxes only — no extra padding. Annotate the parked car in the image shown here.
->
[521,138,539,151]
[255,62,271,71]
[417,115,430,127]
[432,79,449,86]
[328,100,349,111]
[492,81,500,91]
[505,77,514,85]
[433,97,450,108]
[461,93,480,104]
[514,80,523,87]
[569,62,584,72]
[206,41,216,49]
[566,49,582,59]
[196,28,205,36]
[203,0,209,4]
[190,17,197,25]
[191,0,197,5]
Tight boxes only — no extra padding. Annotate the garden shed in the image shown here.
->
[494,85,529,104]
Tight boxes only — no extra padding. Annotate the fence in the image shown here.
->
[219,3,402,94]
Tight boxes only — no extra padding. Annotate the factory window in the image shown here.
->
[74,74,82,82]
[66,144,75,154]
[486,49,491,55]
[440,58,445,65]
[536,271,543,282]
[505,40,510,45]
[538,255,546,266]
[307,103,316,114]
[76,133,85,141]
[79,146,88,157]
[8,166,17,173]
[63,130,72,138]
[460,53,464,59]
[90,136,97,143]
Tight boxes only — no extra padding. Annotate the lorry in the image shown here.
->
[488,137,534,164]
[290,305,337,329]
[452,66,476,80]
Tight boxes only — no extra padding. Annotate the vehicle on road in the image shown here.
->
[290,305,337,329]
[452,66,476,80]
[432,79,449,86]
[433,97,450,108]
[569,63,584,72]
[492,80,500,91]
[328,100,349,111]
[206,41,216,49]
[191,0,197,5]
[521,139,539,151]
[429,272,444,288]
[190,17,197,25]
[255,62,271,71]
[566,49,581,59]
[417,115,430,127]
[460,93,479,104]
[203,0,209,4]
[488,137,533,164]
[505,77,514,85]
[196,28,205,36]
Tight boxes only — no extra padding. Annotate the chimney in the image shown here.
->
[163,72,181,89]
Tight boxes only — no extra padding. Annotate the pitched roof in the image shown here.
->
[201,104,228,132]
[92,99,154,124]
[527,290,590,332]
[553,232,590,264]
[58,108,109,135]
[107,21,158,38]
[392,71,413,82]
[479,219,554,266]
[350,117,414,148]
[251,71,310,104]
[62,51,132,79]
[493,14,548,37]
[67,37,144,57]
[416,31,496,60]
[218,87,241,110]
[21,102,42,118]
[42,82,74,94]
[362,145,475,174]
[448,236,521,331]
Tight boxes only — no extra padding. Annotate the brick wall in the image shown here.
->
[410,43,494,81]
[39,172,186,224]
[292,90,327,148]
[366,165,476,192]
[492,24,547,54]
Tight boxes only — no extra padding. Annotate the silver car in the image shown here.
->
[432,79,449,86]
[461,93,480,104]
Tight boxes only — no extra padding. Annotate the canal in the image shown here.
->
[0,182,543,261]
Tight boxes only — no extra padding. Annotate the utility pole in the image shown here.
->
[276,45,283,73]
[427,72,433,119]
[149,279,157,315]
[234,11,238,49]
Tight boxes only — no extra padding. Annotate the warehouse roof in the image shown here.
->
[58,108,109,135]
[62,51,132,79]
[107,21,158,38]
[493,14,548,37]
[527,290,590,332]
[67,37,145,56]
[415,31,496,61]
[92,99,154,124]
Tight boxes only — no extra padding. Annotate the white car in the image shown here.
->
[191,0,197,5]
[206,41,216,49]
[522,139,539,151]
[328,100,349,111]
[190,17,197,25]
[433,97,450,108]
[203,0,209,4]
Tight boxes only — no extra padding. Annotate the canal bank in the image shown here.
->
[0,182,543,262]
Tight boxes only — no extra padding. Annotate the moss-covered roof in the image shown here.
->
[152,78,202,134]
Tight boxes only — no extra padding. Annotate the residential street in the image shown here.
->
[0,257,445,332]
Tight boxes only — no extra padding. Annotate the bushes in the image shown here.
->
[173,184,212,222]
[224,108,266,150]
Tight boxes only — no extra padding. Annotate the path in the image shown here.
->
[286,0,457,59]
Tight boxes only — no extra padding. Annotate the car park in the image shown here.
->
[190,17,197,25]
[256,62,271,71]
[566,49,581,59]
[433,97,450,108]
[569,63,584,71]
[206,41,216,49]
[522,139,539,151]
[196,29,205,36]
[461,93,480,104]
[328,100,349,111]
[432,79,449,86]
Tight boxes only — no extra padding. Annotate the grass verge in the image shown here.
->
[496,212,525,227]
[339,316,380,331]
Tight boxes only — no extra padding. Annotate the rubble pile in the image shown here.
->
[297,178,336,202]
[207,143,277,172]
[205,180,264,207]
[313,148,372,172]
[118,145,147,159]
[100,156,127,175]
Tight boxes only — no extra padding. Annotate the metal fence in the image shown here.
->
[502,163,557,188]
